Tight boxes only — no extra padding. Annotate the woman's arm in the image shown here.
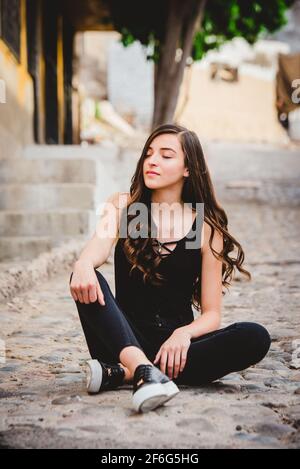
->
[70,192,130,304]
[73,191,129,270]
[180,221,223,339]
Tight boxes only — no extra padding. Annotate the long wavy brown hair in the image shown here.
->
[117,123,251,313]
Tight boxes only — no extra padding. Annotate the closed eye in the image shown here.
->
[145,154,172,159]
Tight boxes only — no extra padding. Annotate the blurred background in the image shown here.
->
[0,0,299,263]
[0,2,300,449]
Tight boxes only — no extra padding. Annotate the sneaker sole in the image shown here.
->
[132,381,180,413]
[86,359,102,394]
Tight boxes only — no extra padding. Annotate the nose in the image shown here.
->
[147,153,160,167]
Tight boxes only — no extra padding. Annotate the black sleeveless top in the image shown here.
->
[114,211,202,329]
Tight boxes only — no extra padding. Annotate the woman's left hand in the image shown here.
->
[153,328,192,379]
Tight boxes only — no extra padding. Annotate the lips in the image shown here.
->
[146,171,160,176]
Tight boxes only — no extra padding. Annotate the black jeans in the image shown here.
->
[70,269,271,386]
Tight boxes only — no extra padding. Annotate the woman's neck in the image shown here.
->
[150,185,184,207]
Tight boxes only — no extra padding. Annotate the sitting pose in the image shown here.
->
[69,123,271,414]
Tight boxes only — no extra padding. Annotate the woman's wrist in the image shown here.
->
[174,326,193,339]
[74,258,94,270]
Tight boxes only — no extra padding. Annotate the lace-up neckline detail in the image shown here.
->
[152,238,181,258]
[151,210,198,259]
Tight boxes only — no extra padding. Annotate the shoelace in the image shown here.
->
[104,364,124,387]
[135,365,155,383]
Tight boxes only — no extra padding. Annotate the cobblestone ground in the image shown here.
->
[0,143,299,449]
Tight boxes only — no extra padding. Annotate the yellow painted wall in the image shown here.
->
[57,15,65,145]
[0,0,34,158]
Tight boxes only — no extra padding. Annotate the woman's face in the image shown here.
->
[143,133,189,189]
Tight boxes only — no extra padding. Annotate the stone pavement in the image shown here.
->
[0,142,299,449]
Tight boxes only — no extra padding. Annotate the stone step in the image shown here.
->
[0,144,122,261]
[0,183,105,211]
[0,158,98,184]
[0,236,53,262]
[22,143,119,160]
[0,209,95,236]
[0,235,87,262]
[214,179,300,206]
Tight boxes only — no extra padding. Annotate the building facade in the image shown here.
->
[0,0,112,159]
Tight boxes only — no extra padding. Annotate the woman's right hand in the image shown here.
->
[69,262,105,305]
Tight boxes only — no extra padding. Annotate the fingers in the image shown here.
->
[89,284,97,303]
[173,349,181,379]
[159,349,168,376]
[165,348,182,379]
[154,348,187,379]
[96,283,105,306]
[82,286,90,304]
[153,349,161,368]
[70,288,79,302]
[180,348,188,374]
[70,279,105,306]
[69,274,78,302]
[76,287,84,304]
[167,350,175,379]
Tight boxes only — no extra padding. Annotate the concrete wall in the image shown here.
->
[107,39,154,129]
[0,40,34,160]
[270,0,300,53]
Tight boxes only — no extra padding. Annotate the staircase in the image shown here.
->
[0,144,121,262]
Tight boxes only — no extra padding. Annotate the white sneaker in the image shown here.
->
[86,359,125,393]
[132,364,180,413]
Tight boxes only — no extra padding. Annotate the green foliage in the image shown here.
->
[105,0,295,63]
[95,101,101,120]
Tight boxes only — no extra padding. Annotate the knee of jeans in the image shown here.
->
[235,321,271,364]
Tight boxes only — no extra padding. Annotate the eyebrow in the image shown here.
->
[148,146,176,153]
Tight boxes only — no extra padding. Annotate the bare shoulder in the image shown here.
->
[107,191,131,210]
[203,221,223,253]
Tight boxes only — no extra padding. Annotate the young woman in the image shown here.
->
[69,123,271,414]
